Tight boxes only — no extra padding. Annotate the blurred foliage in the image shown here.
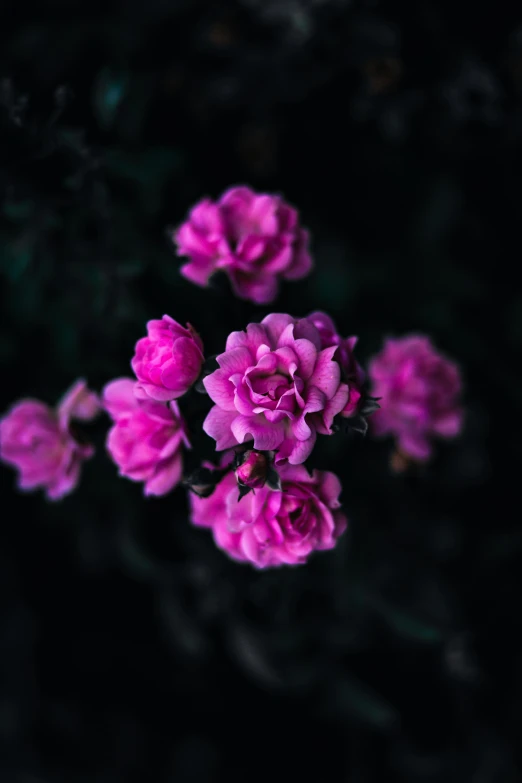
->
[0,1,519,782]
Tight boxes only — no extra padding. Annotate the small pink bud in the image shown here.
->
[235,449,269,490]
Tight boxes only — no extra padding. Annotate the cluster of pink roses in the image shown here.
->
[0,185,464,569]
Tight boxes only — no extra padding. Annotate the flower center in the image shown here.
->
[250,372,291,400]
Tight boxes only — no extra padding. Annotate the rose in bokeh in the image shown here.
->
[174,186,312,304]
[103,378,189,496]
[368,335,463,460]
[0,379,99,500]
[190,462,347,568]
[131,314,204,402]
[203,313,349,464]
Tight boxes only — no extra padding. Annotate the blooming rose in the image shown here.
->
[369,335,463,460]
[306,311,364,417]
[190,462,347,568]
[203,313,349,464]
[131,314,204,402]
[103,378,189,496]
[0,379,99,500]
[174,186,312,304]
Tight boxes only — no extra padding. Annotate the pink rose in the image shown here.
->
[369,335,463,460]
[190,463,347,569]
[174,186,313,304]
[202,313,349,465]
[306,311,365,418]
[0,379,99,500]
[131,314,204,402]
[103,378,189,496]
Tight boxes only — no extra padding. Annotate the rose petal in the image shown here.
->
[203,407,239,451]
[203,369,237,411]
[231,414,285,451]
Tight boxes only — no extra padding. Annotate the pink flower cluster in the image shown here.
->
[203,312,363,465]
[0,184,467,573]
[174,186,312,304]
[369,335,463,460]
[190,460,346,568]
[0,380,99,500]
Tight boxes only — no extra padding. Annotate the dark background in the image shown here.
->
[0,1,519,781]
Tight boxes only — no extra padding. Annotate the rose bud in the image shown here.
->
[234,448,281,501]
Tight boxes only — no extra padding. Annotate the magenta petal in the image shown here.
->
[284,239,313,280]
[229,273,279,305]
[399,432,431,461]
[261,245,293,273]
[203,370,236,410]
[307,311,336,335]
[276,323,297,348]
[318,383,349,434]
[233,381,258,416]
[226,323,269,354]
[180,260,215,286]
[163,337,202,384]
[57,379,100,429]
[287,434,316,465]
[203,407,239,450]
[251,352,279,374]
[293,318,322,350]
[231,414,285,451]
[433,411,463,437]
[134,382,175,402]
[46,458,82,500]
[291,338,317,380]
[189,199,225,233]
[217,346,255,375]
[292,414,312,442]
[240,526,264,567]
[249,194,279,234]
[309,346,341,399]
[213,523,247,563]
[144,455,183,496]
[304,386,327,415]
[274,433,316,465]
[277,464,311,484]
[316,470,342,508]
[263,409,288,423]
[261,313,296,348]
[176,221,215,257]
[238,235,266,260]
[102,378,139,420]
[291,386,325,441]
[159,430,185,460]
[226,488,256,532]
